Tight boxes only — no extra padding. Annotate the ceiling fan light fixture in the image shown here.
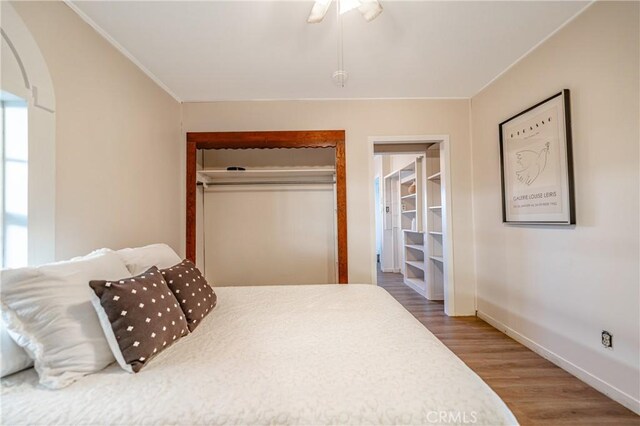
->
[307,0,383,23]
[307,0,332,23]
[358,0,383,22]
[332,70,349,87]
[339,0,361,15]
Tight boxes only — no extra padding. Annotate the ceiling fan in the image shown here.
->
[307,0,383,23]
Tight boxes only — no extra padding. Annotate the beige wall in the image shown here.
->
[202,185,337,286]
[470,1,639,410]
[182,99,476,315]
[12,1,182,260]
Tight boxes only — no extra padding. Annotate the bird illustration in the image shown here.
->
[515,142,550,186]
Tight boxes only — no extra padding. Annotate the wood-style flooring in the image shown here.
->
[377,267,639,425]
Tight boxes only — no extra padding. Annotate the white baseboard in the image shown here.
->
[477,310,640,415]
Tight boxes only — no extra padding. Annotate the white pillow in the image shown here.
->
[116,243,181,275]
[1,320,33,377]
[0,250,131,389]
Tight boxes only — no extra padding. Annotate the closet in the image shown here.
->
[195,147,339,286]
[379,147,447,300]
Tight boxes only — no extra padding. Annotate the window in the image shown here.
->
[1,95,28,268]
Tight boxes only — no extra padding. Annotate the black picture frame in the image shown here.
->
[499,89,575,225]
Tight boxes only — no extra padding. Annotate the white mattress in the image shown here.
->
[1,285,517,425]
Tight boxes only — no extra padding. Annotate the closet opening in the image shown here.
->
[370,136,455,315]
[186,131,347,285]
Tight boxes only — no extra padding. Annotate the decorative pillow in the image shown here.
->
[116,243,182,276]
[161,260,217,331]
[1,320,33,377]
[0,250,131,388]
[90,267,189,373]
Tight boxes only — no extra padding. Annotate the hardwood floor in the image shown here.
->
[377,267,639,425]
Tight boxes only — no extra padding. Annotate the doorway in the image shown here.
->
[369,136,455,315]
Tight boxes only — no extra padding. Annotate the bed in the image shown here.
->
[1,284,517,425]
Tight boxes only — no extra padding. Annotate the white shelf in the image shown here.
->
[405,244,424,251]
[427,172,441,181]
[405,260,425,270]
[198,167,335,183]
[400,175,416,184]
[399,161,416,174]
[405,277,425,288]
[430,256,444,263]
[428,231,443,236]
[401,193,416,200]
[402,209,417,214]
[428,205,442,210]
[403,229,424,234]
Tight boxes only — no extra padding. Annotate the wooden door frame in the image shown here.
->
[186,130,348,283]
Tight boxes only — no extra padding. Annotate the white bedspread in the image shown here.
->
[1,285,517,425]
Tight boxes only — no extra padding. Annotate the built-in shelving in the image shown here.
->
[383,156,428,297]
[402,156,425,294]
[425,144,445,301]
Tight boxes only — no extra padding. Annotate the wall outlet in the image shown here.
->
[601,330,613,349]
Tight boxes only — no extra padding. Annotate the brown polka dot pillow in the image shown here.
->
[161,260,217,331]
[89,267,189,373]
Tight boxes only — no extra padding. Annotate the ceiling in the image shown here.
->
[69,1,589,102]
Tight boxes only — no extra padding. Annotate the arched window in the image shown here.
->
[1,2,56,267]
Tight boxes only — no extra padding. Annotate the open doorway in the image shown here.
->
[370,136,455,315]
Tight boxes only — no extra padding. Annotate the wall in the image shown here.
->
[202,185,336,286]
[470,1,639,411]
[11,1,182,260]
[183,99,476,315]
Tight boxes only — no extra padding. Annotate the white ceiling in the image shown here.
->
[69,1,589,102]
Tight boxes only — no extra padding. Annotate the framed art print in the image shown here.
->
[499,89,575,224]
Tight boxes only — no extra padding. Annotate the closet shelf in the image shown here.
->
[197,167,335,184]
[428,231,443,236]
[403,229,424,234]
[401,194,416,199]
[428,206,442,210]
[427,172,441,181]
[430,256,444,263]
[400,175,416,184]
[405,244,424,251]
[405,277,425,288]
[405,260,425,271]
[402,209,417,214]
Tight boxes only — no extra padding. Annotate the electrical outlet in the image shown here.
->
[601,330,613,349]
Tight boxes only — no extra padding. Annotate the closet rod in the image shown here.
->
[197,180,335,187]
